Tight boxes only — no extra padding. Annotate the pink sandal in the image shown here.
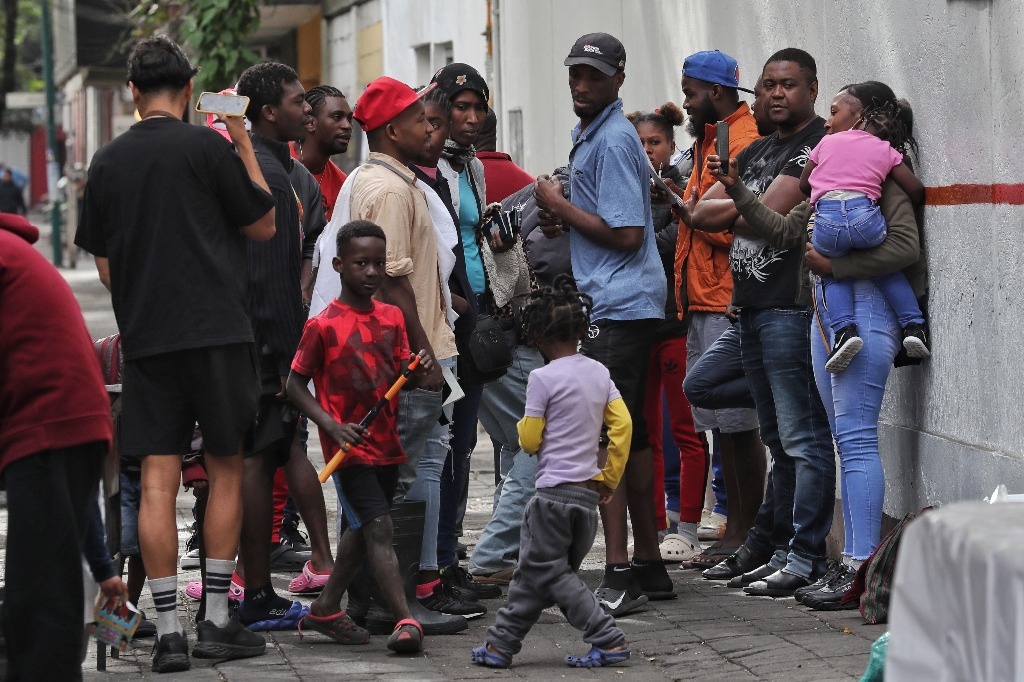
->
[288,560,331,595]
[184,572,244,602]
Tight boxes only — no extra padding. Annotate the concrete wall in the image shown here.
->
[320,0,1024,513]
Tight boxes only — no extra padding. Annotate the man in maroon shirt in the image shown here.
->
[475,108,534,204]
[0,212,113,680]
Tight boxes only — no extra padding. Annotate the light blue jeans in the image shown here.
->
[468,345,544,574]
[811,278,901,560]
[396,356,455,572]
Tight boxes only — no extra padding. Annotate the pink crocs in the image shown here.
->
[184,572,245,602]
[288,560,331,595]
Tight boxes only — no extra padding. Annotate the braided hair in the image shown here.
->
[420,84,451,114]
[304,84,345,115]
[860,99,919,159]
[521,274,593,345]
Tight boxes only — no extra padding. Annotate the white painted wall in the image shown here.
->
[321,0,1024,510]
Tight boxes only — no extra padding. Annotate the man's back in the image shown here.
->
[77,117,273,360]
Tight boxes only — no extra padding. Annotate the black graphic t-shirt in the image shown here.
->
[729,117,825,308]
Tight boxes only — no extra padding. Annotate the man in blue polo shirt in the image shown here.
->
[535,31,669,618]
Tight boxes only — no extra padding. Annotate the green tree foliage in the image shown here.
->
[0,0,43,132]
[181,0,260,92]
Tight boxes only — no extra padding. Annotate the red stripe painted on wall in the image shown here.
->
[926,184,1024,206]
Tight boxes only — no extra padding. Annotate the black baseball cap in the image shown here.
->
[564,32,626,76]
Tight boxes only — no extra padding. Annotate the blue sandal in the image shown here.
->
[471,644,512,668]
[565,645,631,668]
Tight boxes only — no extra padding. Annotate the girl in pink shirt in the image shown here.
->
[799,104,929,372]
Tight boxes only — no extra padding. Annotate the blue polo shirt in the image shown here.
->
[567,98,665,321]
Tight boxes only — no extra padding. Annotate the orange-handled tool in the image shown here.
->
[317,354,422,483]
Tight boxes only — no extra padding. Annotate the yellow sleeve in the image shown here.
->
[517,415,546,455]
[593,397,631,489]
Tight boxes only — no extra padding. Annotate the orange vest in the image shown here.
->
[673,103,761,316]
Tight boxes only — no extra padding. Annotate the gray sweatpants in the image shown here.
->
[485,483,625,657]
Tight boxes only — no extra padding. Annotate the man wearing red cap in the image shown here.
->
[310,76,469,630]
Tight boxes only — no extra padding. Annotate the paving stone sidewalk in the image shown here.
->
[23,236,883,680]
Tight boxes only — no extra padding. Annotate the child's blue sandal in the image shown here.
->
[564,645,631,668]
[471,644,512,668]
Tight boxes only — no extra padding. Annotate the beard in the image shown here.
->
[685,99,719,139]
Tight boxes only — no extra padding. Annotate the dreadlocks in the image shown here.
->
[521,275,593,345]
[303,84,345,115]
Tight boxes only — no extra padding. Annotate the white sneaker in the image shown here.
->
[180,548,200,570]
[697,512,727,541]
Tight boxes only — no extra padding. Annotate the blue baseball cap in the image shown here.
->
[682,50,753,93]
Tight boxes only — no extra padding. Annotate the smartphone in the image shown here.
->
[490,210,517,244]
[196,92,250,117]
[715,121,729,174]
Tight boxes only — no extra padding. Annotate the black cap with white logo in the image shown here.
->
[564,32,626,76]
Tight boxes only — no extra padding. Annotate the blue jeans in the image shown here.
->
[813,197,924,331]
[739,307,835,578]
[812,278,900,560]
[397,356,454,572]
[469,345,544,574]
[437,377,483,568]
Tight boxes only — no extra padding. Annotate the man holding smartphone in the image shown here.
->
[76,35,275,672]
[535,32,668,617]
[672,50,765,565]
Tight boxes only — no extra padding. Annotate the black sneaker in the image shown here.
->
[192,615,267,660]
[902,323,930,358]
[802,564,859,610]
[825,324,863,373]
[794,560,844,604]
[419,582,487,619]
[280,519,311,553]
[595,565,649,617]
[441,564,502,600]
[269,539,310,570]
[630,560,677,600]
[152,631,190,673]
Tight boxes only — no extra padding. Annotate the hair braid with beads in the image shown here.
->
[521,274,593,345]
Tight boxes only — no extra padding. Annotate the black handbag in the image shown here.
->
[459,314,513,385]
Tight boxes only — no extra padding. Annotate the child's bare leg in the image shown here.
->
[284,432,333,571]
[310,527,365,616]
[363,515,412,622]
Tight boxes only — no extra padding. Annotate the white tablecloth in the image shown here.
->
[887,501,1024,681]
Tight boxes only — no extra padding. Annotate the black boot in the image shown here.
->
[361,501,468,635]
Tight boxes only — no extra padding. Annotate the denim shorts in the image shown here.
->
[336,464,399,531]
[811,196,886,258]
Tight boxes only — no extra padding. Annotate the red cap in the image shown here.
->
[353,77,421,131]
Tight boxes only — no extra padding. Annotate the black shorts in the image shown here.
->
[246,352,300,465]
[121,343,259,458]
[580,318,659,451]
[336,465,399,531]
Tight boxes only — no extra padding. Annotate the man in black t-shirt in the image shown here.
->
[233,62,339,633]
[690,48,834,598]
[75,35,275,672]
